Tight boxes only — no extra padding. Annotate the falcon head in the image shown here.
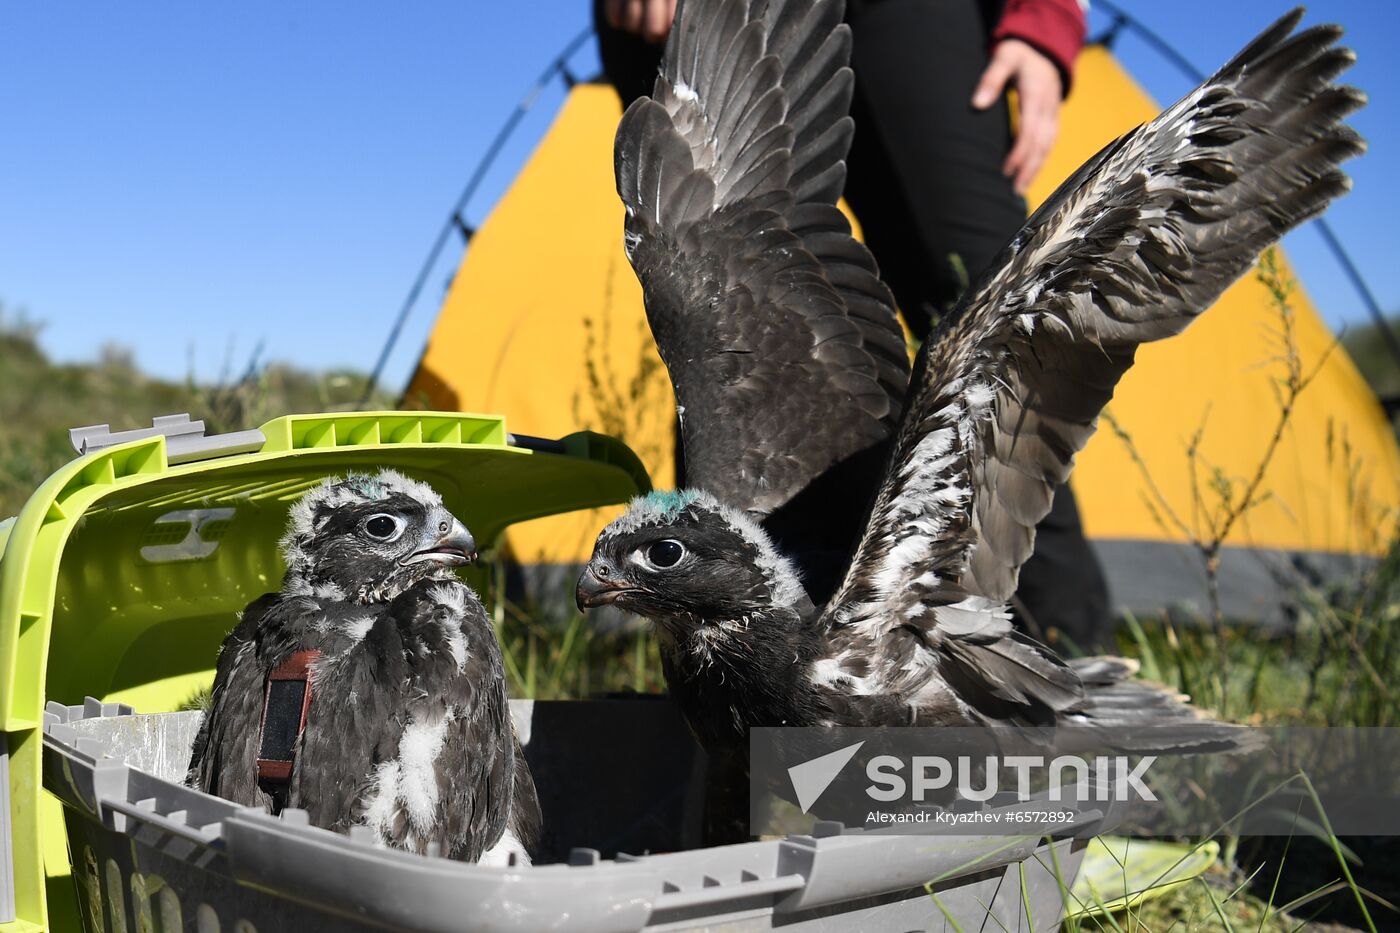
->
[281,470,476,603]
[577,490,805,630]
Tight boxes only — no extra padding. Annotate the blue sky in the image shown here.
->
[1,1,1396,395]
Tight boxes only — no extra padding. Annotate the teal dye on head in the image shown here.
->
[643,489,701,519]
[338,473,385,500]
[601,488,715,539]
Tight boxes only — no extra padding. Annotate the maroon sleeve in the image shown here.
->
[992,0,1087,95]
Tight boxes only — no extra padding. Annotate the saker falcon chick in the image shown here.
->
[188,470,539,864]
[579,0,1361,766]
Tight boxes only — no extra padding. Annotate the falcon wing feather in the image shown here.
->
[615,0,907,517]
[821,10,1364,722]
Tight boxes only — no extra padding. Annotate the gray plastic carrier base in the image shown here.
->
[44,698,1094,932]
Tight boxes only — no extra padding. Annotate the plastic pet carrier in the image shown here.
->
[2,411,1099,932]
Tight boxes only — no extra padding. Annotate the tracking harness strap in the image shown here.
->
[256,649,320,811]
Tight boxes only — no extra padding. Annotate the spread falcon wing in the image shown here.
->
[819,11,1364,722]
[615,0,908,520]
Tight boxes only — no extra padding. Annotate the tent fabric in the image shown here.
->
[407,83,671,587]
[406,50,1399,623]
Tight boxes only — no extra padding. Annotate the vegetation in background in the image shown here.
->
[570,254,675,481]
[489,568,665,701]
[1106,250,1391,628]
[1086,252,1398,930]
[0,304,392,519]
[1342,313,1400,419]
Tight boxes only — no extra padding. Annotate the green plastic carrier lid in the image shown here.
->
[0,410,648,931]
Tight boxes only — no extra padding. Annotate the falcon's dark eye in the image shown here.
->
[646,539,686,569]
[363,513,404,542]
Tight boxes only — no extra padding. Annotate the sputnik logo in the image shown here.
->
[787,741,864,813]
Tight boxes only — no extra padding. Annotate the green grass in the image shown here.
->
[492,594,666,700]
[1064,542,1400,932]
[1342,315,1400,425]
[1116,540,1400,729]
[1093,866,1338,933]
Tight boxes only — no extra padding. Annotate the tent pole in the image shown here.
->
[359,26,595,406]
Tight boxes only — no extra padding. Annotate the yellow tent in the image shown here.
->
[406,47,1400,623]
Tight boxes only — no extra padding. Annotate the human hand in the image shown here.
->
[971,38,1064,195]
[604,0,678,44]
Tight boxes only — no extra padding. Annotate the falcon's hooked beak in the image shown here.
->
[402,517,477,567]
[576,562,634,609]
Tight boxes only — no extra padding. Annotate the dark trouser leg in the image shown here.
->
[844,0,1028,337]
[593,0,664,108]
[842,0,1113,649]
